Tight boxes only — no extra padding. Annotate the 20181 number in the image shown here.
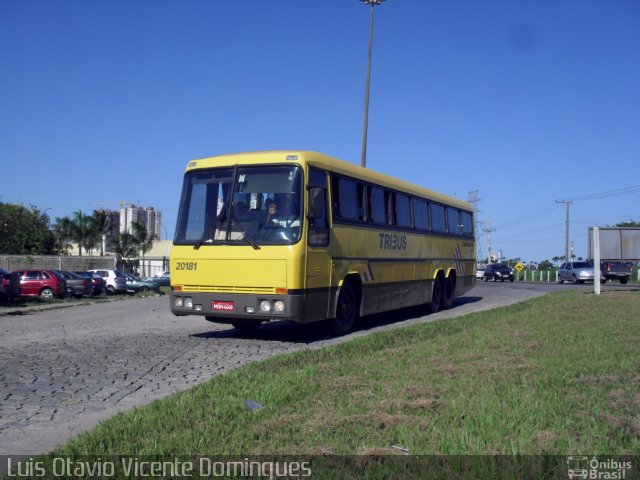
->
[176,262,197,271]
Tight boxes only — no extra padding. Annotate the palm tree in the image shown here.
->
[113,232,137,271]
[66,210,96,256]
[132,220,156,277]
[92,209,111,256]
[53,217,75,255]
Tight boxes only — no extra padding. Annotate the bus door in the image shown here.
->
[305,168,332,322]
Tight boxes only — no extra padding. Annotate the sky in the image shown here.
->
[1,0,639,263]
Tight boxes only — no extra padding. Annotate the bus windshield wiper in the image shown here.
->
[193,232,207,250]
[231,221,261,250]
[194,207,227,250]
[242,232,260,250]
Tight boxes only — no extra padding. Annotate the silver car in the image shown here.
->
[558,261,594,284]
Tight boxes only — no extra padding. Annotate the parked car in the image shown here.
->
[558,262,594,284]
[124,274,160,293]
[483,264,514,282]
[475,266,485,279]
[599,261,633,284]
[0,268,21,300]
[145,271,170,287]
[74,271,107,295]
[12,269,66,299]
[87,269,127,294]
[56,271,93,298]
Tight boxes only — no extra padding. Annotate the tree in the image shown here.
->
[538,260,555,270]
[70,210,98,256]
[53,216,76,255]
[131,220,156,277]
[0,202,56,254]
[113,232,137,271]
[615,220,640,227]
[92,209,111,256]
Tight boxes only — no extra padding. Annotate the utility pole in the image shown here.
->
[555,200,572,263]
[482,218,495,264]
[359,0,386,168]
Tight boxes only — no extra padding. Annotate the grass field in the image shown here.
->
[43,290,639,477]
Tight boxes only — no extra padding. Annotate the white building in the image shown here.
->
[119,204,162,239]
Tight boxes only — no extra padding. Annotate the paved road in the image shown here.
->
[0,281,634,456]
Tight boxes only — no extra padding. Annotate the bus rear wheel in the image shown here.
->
[441,275,455,310]
[426,276,443,314]
[329,282,357,335]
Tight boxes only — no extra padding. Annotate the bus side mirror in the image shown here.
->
[307,187,325,219]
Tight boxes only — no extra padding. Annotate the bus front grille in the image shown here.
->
[183,285,277,294]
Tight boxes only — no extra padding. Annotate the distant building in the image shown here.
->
[489,250,503,263]
[119,204,162,239]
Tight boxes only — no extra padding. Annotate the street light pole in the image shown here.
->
[360,0,385,168]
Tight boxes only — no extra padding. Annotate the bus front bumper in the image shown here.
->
[170,291,306,322]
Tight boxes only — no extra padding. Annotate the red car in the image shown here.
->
[12,269,67,299]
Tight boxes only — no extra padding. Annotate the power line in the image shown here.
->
[492,201,559,230]
[567,185,640,202]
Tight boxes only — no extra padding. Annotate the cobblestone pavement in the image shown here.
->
[0,284,549,456]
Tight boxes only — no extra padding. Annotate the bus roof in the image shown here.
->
[188,150,473,211]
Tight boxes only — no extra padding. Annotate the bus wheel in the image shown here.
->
[329,282,357,335]
[426,276,443,314]
[442,275,455,310]
[232,319,262,334]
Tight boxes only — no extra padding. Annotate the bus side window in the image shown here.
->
[395,193,412,227]
[369,186,386,224]
[385,190,394,225]
[461,211,473,236]
[431,203,447,232]
[413,198,430,231]
[447,207,462,235]
[309,168,329,247]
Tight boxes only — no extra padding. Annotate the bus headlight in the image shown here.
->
[174,297,184,308]
[273,300,285,312]
[184,297,193,309]
[259,300,272,313]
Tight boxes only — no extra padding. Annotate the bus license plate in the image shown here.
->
[212,301,234,311]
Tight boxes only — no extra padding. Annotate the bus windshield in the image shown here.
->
[174,165,303,247]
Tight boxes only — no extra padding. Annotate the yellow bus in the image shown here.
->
[170,151,476,334]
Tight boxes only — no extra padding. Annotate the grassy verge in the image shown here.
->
[46,291,638,471]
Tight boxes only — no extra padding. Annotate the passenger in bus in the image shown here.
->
[262,198,278,225]
[262,198,299,228]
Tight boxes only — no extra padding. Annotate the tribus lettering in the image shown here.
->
[379,233,407,250]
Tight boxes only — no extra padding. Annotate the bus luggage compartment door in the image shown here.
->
[304,251,332,322]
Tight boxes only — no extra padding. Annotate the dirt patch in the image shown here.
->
[252,414,305,436]
[533,431,558,452]
[631,419,640,439]
[430,357,457,375]
[379,399,444,412]
[349,412,429,430]
[304,447,336,456]
[600,412,626,430]
[318,375,372,390]
[402,386,440,400]
[357,447,408,456]
[349,389,375,404]
[526,341,543,351]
